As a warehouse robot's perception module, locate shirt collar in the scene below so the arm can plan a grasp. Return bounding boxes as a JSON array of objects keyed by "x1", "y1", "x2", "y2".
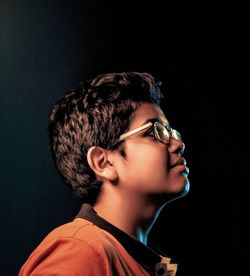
[{"x1": 76, "y1": 203, "x2": 177, "y2": 275}]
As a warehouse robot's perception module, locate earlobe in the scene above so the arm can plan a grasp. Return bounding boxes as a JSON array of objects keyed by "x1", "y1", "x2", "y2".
[{"x1": 87, "y1": 146, "x2": 118, "y2": 181}]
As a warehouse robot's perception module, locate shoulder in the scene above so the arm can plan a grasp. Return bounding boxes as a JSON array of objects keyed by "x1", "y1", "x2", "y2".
[
  {"x1": 28, "y1": 217, "x2": 123, "y2": 260},
  {"x1": 45, "y1": 218, "x2": 97, "y2": 239},
  {"x1": 19, "y1": 219, "x2": 111, "y2": 275},
  {"x1": 19, "y1": 218, "x2": 150, "y2": 276},
  {"x1": 44, "y1": 218, "x2": 113, "y2": 248}
]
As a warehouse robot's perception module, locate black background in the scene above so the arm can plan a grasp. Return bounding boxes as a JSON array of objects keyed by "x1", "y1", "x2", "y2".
[{"x1": 0, "y1": 1, "x2": 249, "y2": 275}]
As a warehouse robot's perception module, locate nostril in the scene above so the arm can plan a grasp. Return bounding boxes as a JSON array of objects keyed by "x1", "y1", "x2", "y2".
[{"x1": 168, "y1": 138, "x2": 185, "y2": 154}]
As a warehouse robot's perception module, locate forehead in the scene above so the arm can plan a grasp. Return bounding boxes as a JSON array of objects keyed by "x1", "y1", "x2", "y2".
[{"x1": 128, "y1": 103, "x2": 169, "y2": 130}]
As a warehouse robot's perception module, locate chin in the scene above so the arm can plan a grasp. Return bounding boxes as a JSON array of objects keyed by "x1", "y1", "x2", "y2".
[
  {"x1": 156, "y1": 182, "x2": 190, "y2": 207},
  {"x1": 167, "y1": 178, "x2": 190, "y2": 202},
  {"x1": 181, "y1": 178, "x2": 190, "y2": 195},
  {"x1": 180, "y1": 178, "x2": 190, "y2": 196}
]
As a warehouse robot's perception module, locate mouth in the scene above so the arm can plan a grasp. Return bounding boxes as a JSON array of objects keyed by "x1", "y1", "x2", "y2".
[
  {"x1": 170, "y1": 157, "x2": 189, "y2": 175},
  {"x1": 170, "y1": 157, "x2": 187, "y2": 168}
]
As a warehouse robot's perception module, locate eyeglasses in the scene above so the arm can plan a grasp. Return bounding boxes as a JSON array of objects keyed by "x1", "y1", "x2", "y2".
[{"x1": 118, "y1": 121, "x2": 183, "y2": 146}]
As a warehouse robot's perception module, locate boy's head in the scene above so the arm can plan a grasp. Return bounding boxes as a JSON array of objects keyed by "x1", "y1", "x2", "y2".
[{"x1": 48, "y1": 72, "x2": 164, "y2": 204}]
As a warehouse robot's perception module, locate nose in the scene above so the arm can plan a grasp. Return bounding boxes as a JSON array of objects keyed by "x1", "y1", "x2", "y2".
[{"x1": 168, "y1": 138, "x2": 185, "y2": 155}]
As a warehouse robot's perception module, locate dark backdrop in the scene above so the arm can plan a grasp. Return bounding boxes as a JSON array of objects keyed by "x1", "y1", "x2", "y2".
[{"x1": 1, "y1": 1, "x2": 249, "y2": 275}]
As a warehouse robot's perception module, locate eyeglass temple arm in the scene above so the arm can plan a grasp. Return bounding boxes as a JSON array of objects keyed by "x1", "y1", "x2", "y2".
[{"x1": 118, "y1": 122, "x2": 153, "y2": 142}]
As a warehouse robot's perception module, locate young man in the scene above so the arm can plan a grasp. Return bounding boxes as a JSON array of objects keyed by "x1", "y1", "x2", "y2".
[{"x1": 19, "y1": 72, "x2": 189, "y2": 276}]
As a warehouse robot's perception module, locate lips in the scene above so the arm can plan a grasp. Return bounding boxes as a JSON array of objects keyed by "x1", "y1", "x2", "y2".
[
  {"x1": 170, "y1": 157, "x2": 187, "y2": 168},
  {"x1": 170, "y1": 157, "x2": 189, "y2": 175}
]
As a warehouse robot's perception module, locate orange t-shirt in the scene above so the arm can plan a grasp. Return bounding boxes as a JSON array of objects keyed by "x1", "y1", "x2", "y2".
[{"x1": 19, "y1": 218, "x2": 151, "y2": 275}]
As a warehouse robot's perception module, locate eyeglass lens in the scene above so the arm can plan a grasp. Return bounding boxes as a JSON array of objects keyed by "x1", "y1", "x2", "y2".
[
  {"x1": 154, "y1": 123, "x2": 182, "y2": 144},
  {"x1": 155, "y1": 123, "x2": 171, "y2": 144}
]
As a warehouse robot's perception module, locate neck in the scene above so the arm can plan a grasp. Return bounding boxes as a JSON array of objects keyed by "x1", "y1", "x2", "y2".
[{"x1": 93, "y1": 187, "x2": 162, "y2": 245}]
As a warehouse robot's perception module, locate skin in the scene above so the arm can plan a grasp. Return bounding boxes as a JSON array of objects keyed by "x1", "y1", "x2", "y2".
[{"x1": 87, "y1": 103, "x2": 189, "y2": 245}]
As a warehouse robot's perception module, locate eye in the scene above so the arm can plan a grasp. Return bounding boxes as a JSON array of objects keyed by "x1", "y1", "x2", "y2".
[{"x1": 144, "y1": 128, "x2": 156, "y2": 138}]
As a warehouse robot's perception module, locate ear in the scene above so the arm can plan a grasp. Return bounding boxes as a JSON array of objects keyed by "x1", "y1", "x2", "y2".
[{"x1": 87, "y1": 146, "x2": 118, "y2": 182}]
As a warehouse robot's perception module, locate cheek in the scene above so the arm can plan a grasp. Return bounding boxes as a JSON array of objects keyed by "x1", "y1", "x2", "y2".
[{"x1": 127, "y1": 146, "x2": 168, "y2": 179}]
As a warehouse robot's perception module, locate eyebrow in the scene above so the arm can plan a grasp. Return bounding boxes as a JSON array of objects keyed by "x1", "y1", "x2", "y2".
[
  {"x1": 140, "y1": 118, "x2": 171, "y2": 129},
  {"x1": 139, "y1": 118, "x2": 158, "y2": 126}
]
